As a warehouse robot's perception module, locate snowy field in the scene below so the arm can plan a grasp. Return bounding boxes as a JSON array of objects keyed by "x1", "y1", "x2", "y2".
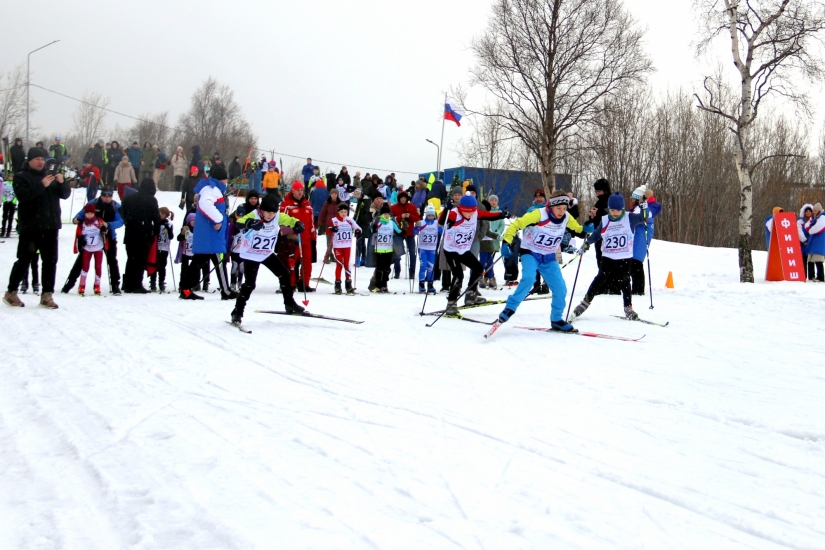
[{"x1": 1, "y1": 189, "x2": 823, "y2": 549}]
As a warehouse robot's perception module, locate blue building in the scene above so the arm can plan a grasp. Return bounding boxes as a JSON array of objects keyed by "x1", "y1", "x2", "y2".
[{"x1": 419, "y1": 167, "x2": 572, "y2": 214}]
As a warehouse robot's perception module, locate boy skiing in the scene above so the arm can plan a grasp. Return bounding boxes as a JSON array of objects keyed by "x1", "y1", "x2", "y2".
[
  {"x1": 368, "y1": 204, "x2": 402, "y2": 293},
  {"x1": 415, "y1": 204, "x2": 441, "y2": 294},
  {"x1": 231, "y1": 194, "x2": 306, "y2": 326},
  {"x1": 572, "y1": 192, "x2": 649, "y2": 320},
  {"x1": 74, "y1": 203, "x2": 108, "y2": 296},
  {"x1": 439, "y1": 195, "x2": 507, "y2": 314},
  {"x1": 327, "y1": 202, "x2": 362, "y2": 295},
  {"x1": 495, "y1": 191, "x2": 586, "y2": 332}
]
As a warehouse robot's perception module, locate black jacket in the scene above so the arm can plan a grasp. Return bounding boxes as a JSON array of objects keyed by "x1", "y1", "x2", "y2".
[
  {"x1": 120, "y1": 179, "x2": 161, "y2": 244},
  {"x1": 10, "y1": 144, "x2": 26, "y2": 173},
  {"x1": 353, "y1": 197, "x2": 372, "y2": 229},
  {"x1": 180, "y1": 176, "x2": 198, "y2": 210},
  {"x1": 228, "y1": 159, "x2": 242, "y2": 180},
  {"x1": 429, "y1": 180, "x2": 447, "y2": 202},
  {"x1": 588, "y1": 194, "x2": 610, "y2": 225},
  {"x1": 90, "y1": 144, "x2": 106, "y2": 171},
  {"x1": 13, "y1": 163, "x2": 71, "y2": 233},
  {"x1": 337, "y1": 171, "x2": 351, "y2": 186}
]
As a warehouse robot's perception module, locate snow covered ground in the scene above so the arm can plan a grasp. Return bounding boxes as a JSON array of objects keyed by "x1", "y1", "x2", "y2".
[{"x1": 1, "y1": 190, "x2": 823, "y2": 549}]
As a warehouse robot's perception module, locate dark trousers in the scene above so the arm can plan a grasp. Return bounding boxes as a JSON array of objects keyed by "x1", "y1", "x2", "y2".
[
  {"x1": 2, "y1": 202, "x2": 15, "y2": 235},
  {"x1": 64, "y1": 236, "x2": 120, "y2": 291},
  {"x1": 20, "y1": 254, "x2": 40, "y2": 290},
  {"x1": 444, "y1": 250, "x2": 483, "y2": 301},
  {"x1": 373, "y1": 251, "x2": 393, "y2": 289},
  {"x1": 809, "y1": 261, "x2": 824, "y2": 282},
  {"x1": 183, "y1": 253, "x2": 230, "y2": 295},
  {"x1": 8, "y1": 230, "x2": 58, "y2": 293},
  {"x1": 356, "y1": 234, "x2": 367, "y2": 265},
  {"x1": 585, "y1": 256, "x2": 633, "y2": 307},
  {"x1": 234, "y1": 255, "x2": 295, "y2": 318},
  {"x1": 124, "y1": 239, "x2": 151, "y2": 290},
  {"x1": 174, "y1": 175, "x2": 183, "y2": 191},
  {"x1": 150, "y1": 250, "x2": 169, "y2": 287},
  {"x1": 630, "y1": 259, "x2": 645, "y2": 295}
]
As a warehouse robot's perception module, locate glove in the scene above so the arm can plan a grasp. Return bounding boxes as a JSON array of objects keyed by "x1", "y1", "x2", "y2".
[
  {"x1": 246, "y1": 219, "x2": 264, "y2": 231},
  {"x1": 502, "y1": 207, "x2": 510, "y2": 218},
  {"x1": 501, "y1": 242, "x2": 512, "y2": 259},
  {"x1": 293, "y1": 221, "x2": 305, "y2": 234},
  {"x1": 329, "y1": 225, "x2": 338, "y2": 233},
  {"x1": 178, "y1": 200, "x2": 185, "y2": 211},
  {"x1": 583, "y1": 222, "x2": 594, "y2": 233},
  {"x1": 577, "y1": 243, "x2": 590, "y2": 256},
  {"x1": 640, "y1": 200, "x2": 648, "y2": 210},
  {"x1": 77, "y1": 235, "x2": 87, "y2": 250},
  {"x1": 354, "y1": 229, "x2": 362, "y2": 238}
]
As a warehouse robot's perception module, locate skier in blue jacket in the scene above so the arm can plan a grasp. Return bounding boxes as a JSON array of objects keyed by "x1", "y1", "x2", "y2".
[{"x1": 628, "y1": 186, "x2": 661, "y2": 295}]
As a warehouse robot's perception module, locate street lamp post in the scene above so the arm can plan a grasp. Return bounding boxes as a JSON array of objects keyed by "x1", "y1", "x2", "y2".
[
  {"x1": 26, "y1": 40, "x2": 60, "y2": 148},
  {"x1": 425, "y1": 139, "x2": 439, "y2": 180}
]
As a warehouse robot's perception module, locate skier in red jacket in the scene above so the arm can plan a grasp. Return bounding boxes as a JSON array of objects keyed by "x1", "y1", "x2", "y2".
[{"x1": 280, "y1": 181, "x2": 317, "y2": 291}]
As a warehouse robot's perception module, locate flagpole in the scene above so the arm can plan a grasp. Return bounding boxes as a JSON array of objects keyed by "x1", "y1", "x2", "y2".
[{"x1": 437, "y1": 92, "x2": 446, "y2": 180}]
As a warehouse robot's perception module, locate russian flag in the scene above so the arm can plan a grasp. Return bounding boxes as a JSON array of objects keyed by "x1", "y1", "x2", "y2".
[{"x1": 444, "y1": 97, "x2": 466, "y2": 127}]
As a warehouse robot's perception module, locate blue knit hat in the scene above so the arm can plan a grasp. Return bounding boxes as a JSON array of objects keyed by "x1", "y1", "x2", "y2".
[
  {"x1": 607, "y1": 192, "x2": 625, "y2": 211},
  {"x1": 458, "y1": 195, "x2": 478, "y2": 212}
]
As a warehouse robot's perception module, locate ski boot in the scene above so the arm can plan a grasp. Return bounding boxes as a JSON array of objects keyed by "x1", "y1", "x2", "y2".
[
  {"x1": 3, "y1": 291, "x2": 24, "y2": 307},
  {"x1": 111, "y1": 284, "x2": 122, "y2": 296},
  {"x1": 368, "y1": 276, "x2": 377, "y2": 292},
  {"x1": 550, "y1": 319, "x2": 577, "y2": 332},
  {"x1": 498, "y1": 307, "x2": 516, "y2": 323},
  {"x1": 159, "y1": 283, "x2": 166, "y2": 294},
  {"x1": 488, "y1": 277, "x2": 498, "y2": 290},
  {"x1": 61, "y1": 283, "x2": 72, "y2": 294},
  {"x1": 284, "y1": 299, "x2": 305, "y2": 314},
  {"x1": 464, "y1": 290, "x2": 487, "y2": 306},
  {"x1": 445, "y1": 300, "x2": 459, "y2": 316},
  {"x1": 427, "y1": 282, "x2": 437, "y2": 294},
  {"x1": 179, "y1": 289, "x2": 204, "y2": 300},
  {"x1": 33, "y1": 283, "x2": 40, "y2": 296},
  {"x1": 378, "y1": 285, "x2": 390, "y2": 293},
  {"x1": 624, "y1": 306, "x2": 639, "y2": 321},
  {"x1": 572, "y1": 299, "x2": 591, "y2": 318},
  {"x1": 538, "y1": 283, "x2": 549, "y2": 295},
  {"x1": 334, "y1": 281, "x2": 343, "y2": 295},
  {"x1": 345, "y1": 280, "x2": 355, "y2": 295},
  {"x1": 221, "y1": 289, "x2": 239, "y2": 301},
  {"x1": 94, "y1": 284, "x2": 101, "y2": 296},
  {"x1": 78, "y1": 285, "x2": 85, "y2": 297},
  {"x1": 478, "y1": 277, "x2": 488, "y2": 290},
  {"x1": 19, "y1": 282, "x2": 28, "y2": 294},
  {"x1": 419, "y1": 281, "x2": 426, "y2": 294},
  {"x1": 149, "y1": 277, "x2": 157, "y2": 292},
  {"x1": 230, "y1": 308, "x2": 243, "y2": 326}
]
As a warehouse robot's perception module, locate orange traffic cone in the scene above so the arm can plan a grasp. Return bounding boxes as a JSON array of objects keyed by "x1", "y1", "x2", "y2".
[{"x1": 665, "y1": 271, "x2": 674, "y2": 289}]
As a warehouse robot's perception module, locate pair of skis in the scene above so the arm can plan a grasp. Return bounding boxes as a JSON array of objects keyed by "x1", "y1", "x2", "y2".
[
  {"x1": 484, "y1": 314, "x2": 669, "y2": 342},
  {"x1": 229, "y1": 309, "x2": 365, "y2": 333}
]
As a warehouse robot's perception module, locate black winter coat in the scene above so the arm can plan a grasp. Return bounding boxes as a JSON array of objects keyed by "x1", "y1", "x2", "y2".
[
  {"x1": 180, "y1": 176, "x2": 198, "y2": 211},
  {"x1": 13, "y1": 164, "x2": 71, "y2": 233},
  {"x1": 228, "y1": 160, "x2": 242, "y2": 180},
  {"x1": 120, "y1": 179, "x2": 161, "y2": 244},
  {"x1": 90, "y1": 144, "x2": 106, "y2": 171},
  {"x1": 10, "y1": 144, "x2": 26, "y2": 173},
  {"x1": 429, "y1": 180, "x2": 447, "y2": 203},
  {"x1": 588, "y1": 194, "x2": 609, "y2": 225},
  {"x1": 337, "y1": 171, "x2": 351, "y2": 186},
  {"x1": 353, "y1": 197, "x2": 372, "y2": 229}
]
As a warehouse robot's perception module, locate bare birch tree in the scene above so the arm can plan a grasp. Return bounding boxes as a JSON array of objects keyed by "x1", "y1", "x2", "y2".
[
  {"x1": 694, "y1": 0, "x2": 825, "y2": 282},
  {"x1": 0, "y1": 64, "x2": 28, "y2": 140},
  {"x1": 470, "y1": 0, "x2": 652, "y2": 194},
  {"x1": 70, "y1": 91, "x2": 110, "y2": 150}
]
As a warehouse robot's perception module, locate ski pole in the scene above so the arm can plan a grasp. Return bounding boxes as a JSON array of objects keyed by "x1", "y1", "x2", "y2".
[
  {"x1": 105, "y1": 241, "x2": 112, "y2": 294},
  {"x1": 169, "y1": 248, "x2": 176, "y2": 293},
  {"x1": 426, "y1": 255, "x2": 503, "y2": 328},
  {"x1": 560, "y1": 254, "x2": 580, "y2": 270},
  {"x1": 298, "y1": 233, "x2": 309, "y2": 305},
  {"x1": 565, "y1": 249, "x2": 585, "y2": 322},
  {"x1": 420, "y1": 232, "x2": 446, "y2": 315},
  {"x1": 314, "y1": 238, "x2": 333, "y2": 291},
  {"x1": 642, "y1": 210, "x2": 654, "y2": 310}
]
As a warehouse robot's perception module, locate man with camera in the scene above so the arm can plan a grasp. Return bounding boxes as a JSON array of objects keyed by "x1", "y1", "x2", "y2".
[{"x1": 3, "y1": 147, "x2": 71, "y2": 308}]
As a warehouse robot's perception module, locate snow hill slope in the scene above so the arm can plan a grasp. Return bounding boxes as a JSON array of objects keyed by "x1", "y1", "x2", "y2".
[{"x1": 0, "y1": 190, "x2": 823, "y2": 549}]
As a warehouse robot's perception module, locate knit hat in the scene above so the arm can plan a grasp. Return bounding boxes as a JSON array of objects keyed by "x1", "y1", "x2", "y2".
[
  {"x1": 450, "y1": 186, "x2": 463, "y2": 196},
  {"x1": 424, "y1": 204, "x2": 436, "y2": 217},
  {"x1": 260, "y1": 193, "x2": 280, "y2": 213},
  {"x1": 84, "y1": 203, "x2": 97, "y2": 213},
  {"x1": 594, "y1": 178, "x2": 610, "y2": 193},
  {"x1": 546, "y1": 193, "x2": 570, "y2": 208},
  {"x1": 458, "y1": 195, "x2": 478, "y2": 213},
  {"x1": 534, "y1": 189, "x2": 546, "y2": 198},
  {"x1": 397, "y1": 190, "x2": 409, "y2": 201},
  {"x1": 189, "y1": 166, "x2": 199, "y2": 177},
  {"x1": 337, "y1": 202, "x2": 350, "y2": 212},
  {"x1": 466, "y1": 184, "x2": 477, "y2": 195},
  {"x1": 27, "y1": 147, "x2": 46, "y2": 161},
  {"x1": 631, "y1": 185, "x2": 647, "y2": 200},
  {"x1": 607, "y1": 192, "x2": 625, "y2": 211},
  {"x1": 814, "y1": 203, "x2": 823, "y2": 213},
  {"x1": 772, "y1": 206, "x2": 784, "y2": 215},
  {"x1": 291, "y1": 181, "x2": 304, "y2": 191},
  {"x1": 210, "y1": 164, "x2": 227, "y2": 181},
  {"x1": 380, "y1": 204, "x2": 391, "y2": 214}
]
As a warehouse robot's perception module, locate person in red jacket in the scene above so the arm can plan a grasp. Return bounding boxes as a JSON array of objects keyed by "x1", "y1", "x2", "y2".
[
  {"x1": 280, "y1": 181, "x2": 317, "y2": 291},
  {"x1": 390, "y1": 190, "x2": 421, "y2": 279}
]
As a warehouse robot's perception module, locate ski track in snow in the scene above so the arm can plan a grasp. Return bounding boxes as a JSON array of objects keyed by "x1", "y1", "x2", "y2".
[{"x1": 0, "y1": 190, "x2": 823, "y2": 549}]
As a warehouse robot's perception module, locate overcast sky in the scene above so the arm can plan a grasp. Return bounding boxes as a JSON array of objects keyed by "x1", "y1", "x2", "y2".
[{"x1": 3, "y1": 0, "x2": 823, "y2": 181}]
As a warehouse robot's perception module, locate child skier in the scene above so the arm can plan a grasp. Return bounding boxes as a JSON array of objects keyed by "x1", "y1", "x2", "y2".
[
  {"x1": 496, "y1": 191, "x2": 586, "y2": 332},
  {"x1": 327, "y1": 202, "x2": 362, "y2": 295},
  {"x1": 175, "y1": 213, "x2": 196, "y2": 292},
  {"x1": 150, "y1": 207, "x2": 174, "y2": 292},
  {"x1": 74, "y1": 203, "x2": 108, "y2": 296},
  {"x1": 803, "y1": 203, "x2": 825, "y2": 282},
  {"x1": 572, "y1": 192, "x2": 649, "y2": 320},
  {"x1": 415, "y1": 204, "x2": 441, "y2": 294},
  {"x1": 2, "y1": 176, "x2": 16, "y2": 238},
  {"x1": 231, "y1": 194, "x2": 306, "y2": 326},
  {"x1": 439, "y1": 195, "x2": 508, "y2": 314},
  {"x1": 368, "y1": 204, "x2": 402, "y2": 293},
  {"x1": 229, "y1": 191, "x2": 260, "y2": 291}
]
